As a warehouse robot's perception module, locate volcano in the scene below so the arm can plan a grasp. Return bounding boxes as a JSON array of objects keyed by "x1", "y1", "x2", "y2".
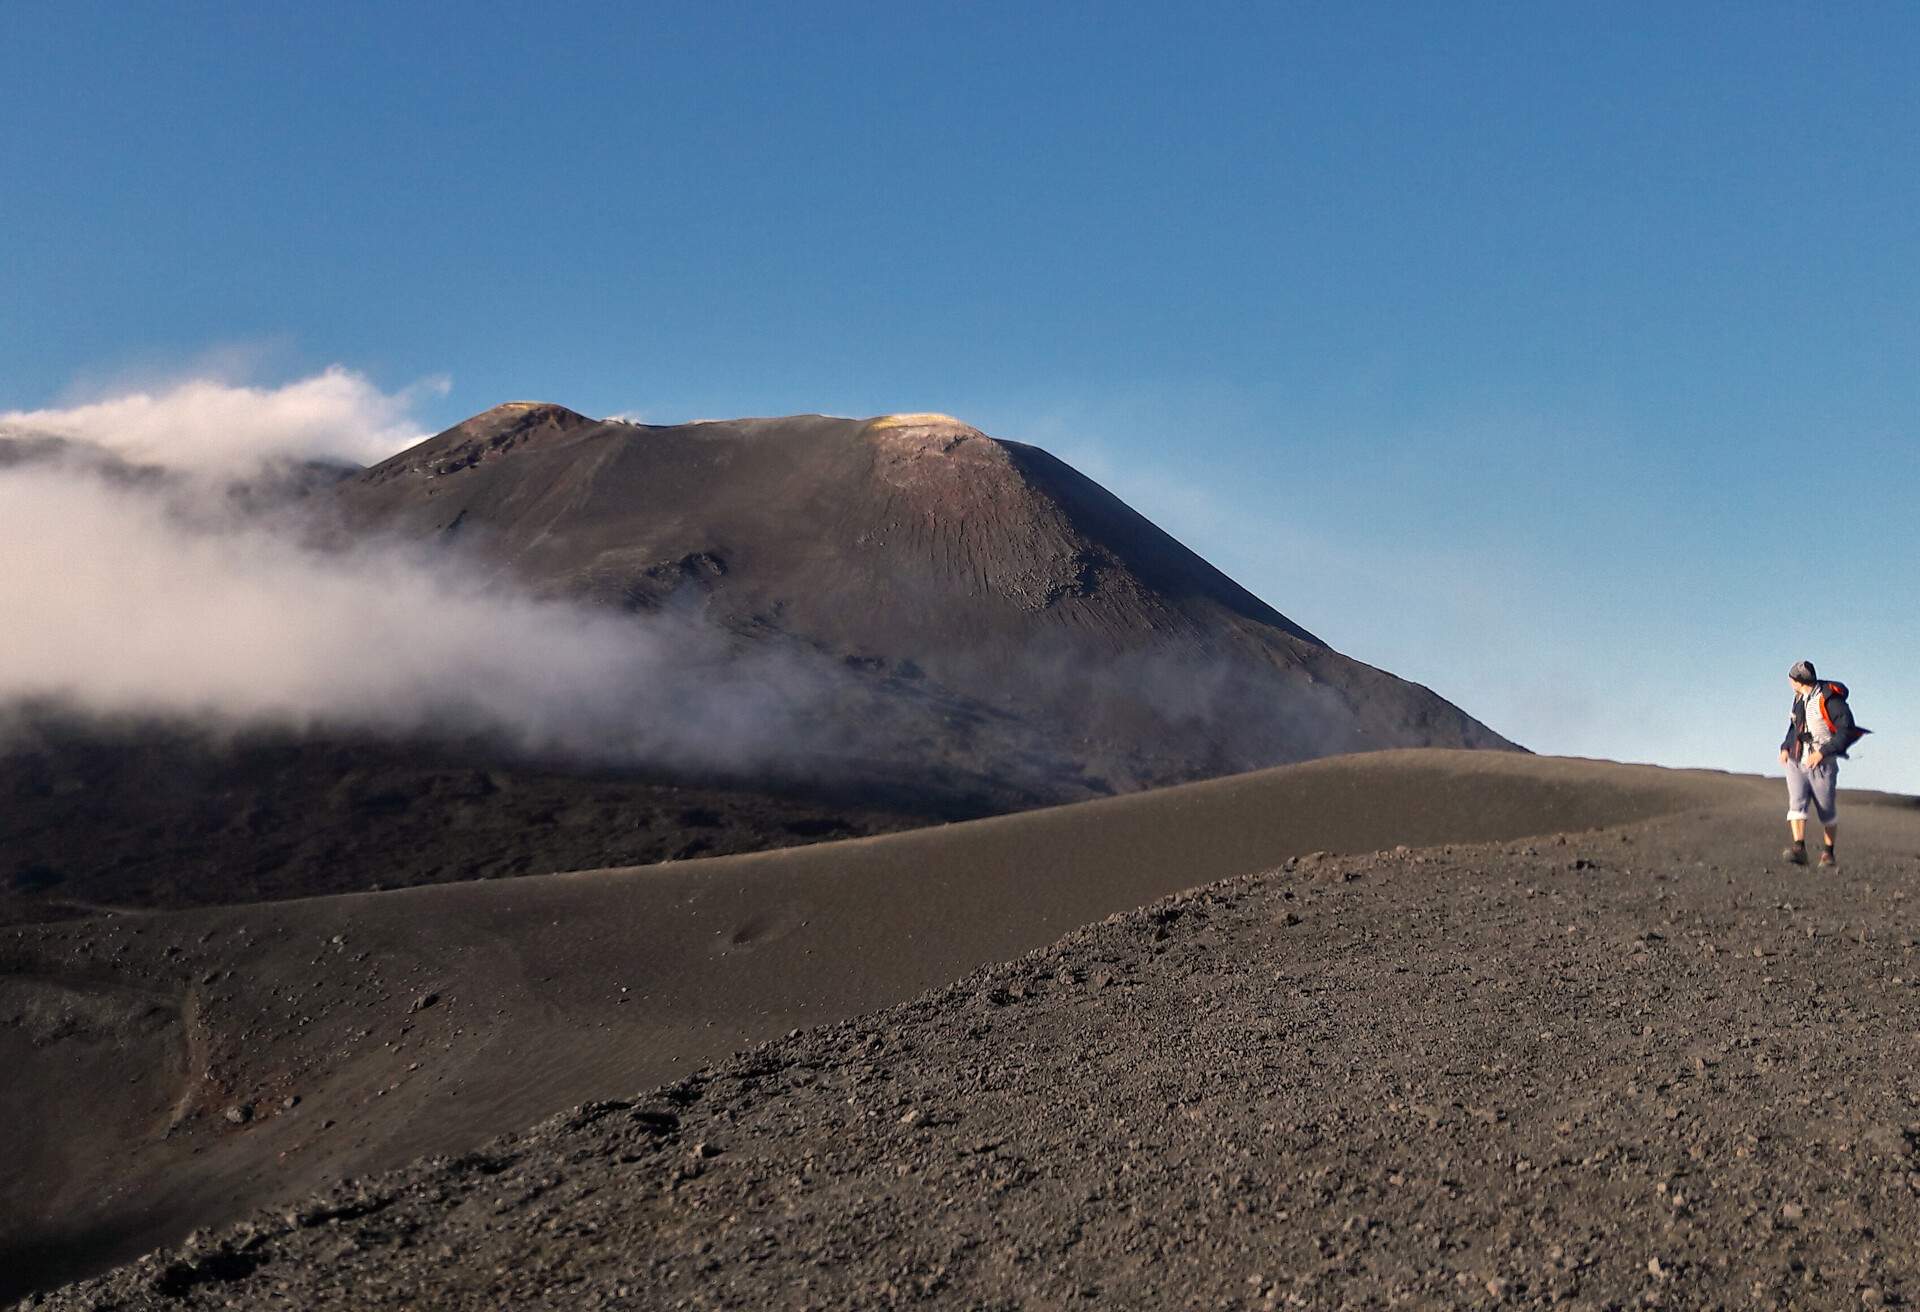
[{"x1": 323, "y1": 403, "x2": 1513, "y2": 794}]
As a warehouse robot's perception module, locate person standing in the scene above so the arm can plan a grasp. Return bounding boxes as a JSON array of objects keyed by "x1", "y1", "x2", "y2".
[{"x1": 1778, "y1": 660, "x2": 1857, "y2": 868}]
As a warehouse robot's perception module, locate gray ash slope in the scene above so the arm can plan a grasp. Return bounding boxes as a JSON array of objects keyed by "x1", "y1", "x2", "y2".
[
  {"x1": 34, "y1": 771, "x2": 1920, "y2": 1311},
  {"x1": 322, "y1": 404, "x2": 1513, "y2": 794},
  {"x1": 3, "y1": 752, "x2": 1623, "y2": 1300}
]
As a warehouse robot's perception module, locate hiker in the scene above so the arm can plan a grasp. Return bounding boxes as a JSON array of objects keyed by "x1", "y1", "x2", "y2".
[{"x1": 1778, "y1": 660, "x2": 1858, "y2": 868}]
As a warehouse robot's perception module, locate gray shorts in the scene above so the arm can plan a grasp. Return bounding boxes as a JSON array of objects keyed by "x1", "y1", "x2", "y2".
[{"x1": 1785, "y1": 757, "x2": 1839, "y2": 825}]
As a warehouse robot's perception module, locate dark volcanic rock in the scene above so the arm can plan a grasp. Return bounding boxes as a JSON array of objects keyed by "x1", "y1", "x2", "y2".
[{"x1": 0, "y1": 710, "x2": 954, "y2": 926}]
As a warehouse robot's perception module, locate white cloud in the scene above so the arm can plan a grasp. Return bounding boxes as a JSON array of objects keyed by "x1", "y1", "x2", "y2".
[
  {"x1": 0, "y1": 367, "x2": 448, "y2": 471},
  {"x1": 0, "y1": 464, "x2": 831, "y2": 770}
]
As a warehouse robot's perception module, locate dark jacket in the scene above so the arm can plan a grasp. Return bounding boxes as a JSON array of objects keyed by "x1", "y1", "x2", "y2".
[{"x1": 1782, "y1": 683, "x2": 1858, "y2": 762}]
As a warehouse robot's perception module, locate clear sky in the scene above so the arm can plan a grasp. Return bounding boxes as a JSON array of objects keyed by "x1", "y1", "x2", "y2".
[{"x1": 4, "y1": 2, "x2": 1915, "y2": 791}]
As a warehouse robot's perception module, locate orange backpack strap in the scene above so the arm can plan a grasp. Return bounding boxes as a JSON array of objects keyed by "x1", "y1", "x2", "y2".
[{"x1": 1818, "y1": 689, "x2": 1838, "y2": 734}]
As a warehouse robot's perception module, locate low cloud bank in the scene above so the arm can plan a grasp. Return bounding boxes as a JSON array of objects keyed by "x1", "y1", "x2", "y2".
[
  {"x1": 0, "y1": 371, "x2": 838, "y2": 775},
  {"x1": 0, "y1": 467, "x2": 839, "y2": 768},
  {"x1": 0, "y1": 368, "x2": 445, "y2": 472}
]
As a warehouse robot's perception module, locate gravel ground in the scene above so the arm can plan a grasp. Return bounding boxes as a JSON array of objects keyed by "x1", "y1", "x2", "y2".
[{"x1": 27, "y1": 797, "x2": 1920, "y2": 1311}]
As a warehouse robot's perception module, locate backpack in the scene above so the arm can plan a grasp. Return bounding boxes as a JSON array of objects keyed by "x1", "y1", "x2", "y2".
[{"x1": 1815, "y1": 681, "x2": 1872, "y2": 757}]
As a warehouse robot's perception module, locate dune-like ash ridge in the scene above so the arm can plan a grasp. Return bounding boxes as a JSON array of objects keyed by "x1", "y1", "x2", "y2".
[{"x1": 12, "y1": 753, "x2": 1920, "y2": 1308}]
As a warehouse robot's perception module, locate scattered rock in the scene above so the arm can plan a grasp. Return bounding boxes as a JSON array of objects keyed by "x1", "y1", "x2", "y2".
[{"x1": 18, "y1": 803, "x2": 1920, "y2": 1310}]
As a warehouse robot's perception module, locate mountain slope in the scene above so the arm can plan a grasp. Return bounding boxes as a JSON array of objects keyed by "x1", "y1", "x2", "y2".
[
  {"x1": 0, "y1": 404, "x2": 1513, "y2": 925},
  {"x1": 322, "y1": 405, "x2": 1513, "y2": 794}
]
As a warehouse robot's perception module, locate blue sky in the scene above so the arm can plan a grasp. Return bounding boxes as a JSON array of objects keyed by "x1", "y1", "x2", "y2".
[{"x1": 4, "y1": 2, "x2": 1915, "y2": 790}]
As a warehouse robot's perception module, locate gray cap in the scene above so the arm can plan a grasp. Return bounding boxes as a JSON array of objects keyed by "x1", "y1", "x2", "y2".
[{"x1": 1789, "y1": 660, "x2": 1818, "y2": 685}]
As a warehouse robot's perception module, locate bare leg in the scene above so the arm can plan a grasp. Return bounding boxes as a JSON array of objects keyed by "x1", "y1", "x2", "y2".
[{"x1": 1784, "y1": 764, "x2": 1812, "y2": 862}]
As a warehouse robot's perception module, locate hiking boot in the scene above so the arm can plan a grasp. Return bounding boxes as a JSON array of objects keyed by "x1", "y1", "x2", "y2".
[
  {"x1": 1783, "y1": 842, "x2": 1808, "y2": 866},
  {"x1": 1818, "y1": 847, "x2": 1837, "y2": 868}
]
